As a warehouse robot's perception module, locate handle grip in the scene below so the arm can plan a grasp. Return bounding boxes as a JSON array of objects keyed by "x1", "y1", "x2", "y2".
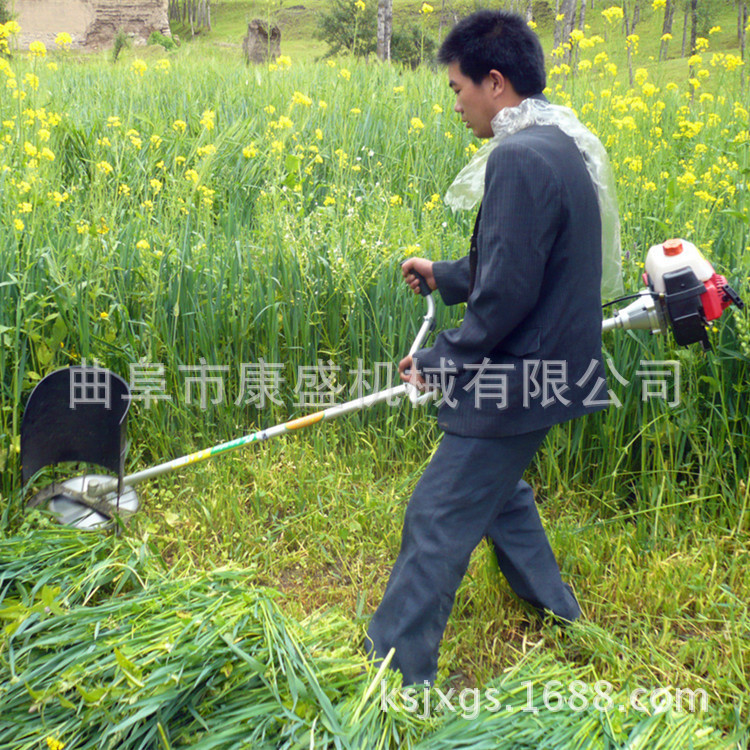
[{"x1": 406, "y1": 269, "x2": 432, "y2": 297}]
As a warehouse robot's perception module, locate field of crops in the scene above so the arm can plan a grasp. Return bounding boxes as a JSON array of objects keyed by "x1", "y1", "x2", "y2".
[{"x1": 1, "y1": 5, "x2": 749, "y2": 747}]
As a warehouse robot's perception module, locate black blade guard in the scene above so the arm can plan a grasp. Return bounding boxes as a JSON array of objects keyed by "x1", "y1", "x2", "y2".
[{"x1": 21, "y1": 366, "x2": 131, "y2": 485}]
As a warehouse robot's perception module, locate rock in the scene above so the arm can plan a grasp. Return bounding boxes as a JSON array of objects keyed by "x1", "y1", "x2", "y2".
[
  {"x1": 242, "y1": 19, "x2": 280, "y2": 65},
  {"x1": 14, "y1": 0, "x2": 170, "y2": 49}
]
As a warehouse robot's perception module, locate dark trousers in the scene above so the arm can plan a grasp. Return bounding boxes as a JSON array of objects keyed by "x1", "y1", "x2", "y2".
[{"x1": 366, "y1": 428, "x2": 580, "y2": 685}]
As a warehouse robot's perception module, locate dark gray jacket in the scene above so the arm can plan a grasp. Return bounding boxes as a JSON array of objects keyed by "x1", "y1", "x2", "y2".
[{"x1": 413, "y1": 121, "x2": 609, "y2": 437}]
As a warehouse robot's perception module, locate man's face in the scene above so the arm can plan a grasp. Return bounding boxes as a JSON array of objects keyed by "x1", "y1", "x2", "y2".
[{"x1": 447, "y1": 61, "x2": 499, "y2": 139}]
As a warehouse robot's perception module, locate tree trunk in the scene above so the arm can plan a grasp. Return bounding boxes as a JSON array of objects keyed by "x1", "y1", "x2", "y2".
[
  {"x1": 681, "y1": 0, "x2": 689, "y2": 56},
  {"x1": 526, "y1": 0, "x2": 533, "y2": 21},
  {"x1": 689, "y1": 0, "x2": 698, "y2": 53},
  {"x1": 376, "y1": 0, "x2": 393, "y2": 61},
  {"x1": 561, "y1": 0, "x2": 576, "y2": 61},
  {"x1": 579, "y1": 0, "x2": 586, "y2": 30},
  {"x1": 631, "y1": 1, "x2": 640, "y2": 32},
  {"x1": 659, "y1": 0, "x2": 675, "y2": 60},
  {"x1": 554, "y1": 0, "x2": 562, "y2": 47}
]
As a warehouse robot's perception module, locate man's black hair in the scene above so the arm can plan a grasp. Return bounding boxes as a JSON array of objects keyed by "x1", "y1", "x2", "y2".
[{"x1": 437, "y1": 10, "x2": 546, "y2": 95}]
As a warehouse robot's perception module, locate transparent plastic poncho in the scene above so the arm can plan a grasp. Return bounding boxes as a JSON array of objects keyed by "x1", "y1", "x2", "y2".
[{"x1": 444, "y1": 97, "x2": 624, "y2": 300}]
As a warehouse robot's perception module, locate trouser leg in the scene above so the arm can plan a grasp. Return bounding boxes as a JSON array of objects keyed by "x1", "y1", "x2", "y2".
[
  {"x1": 366, "y1": 428, "x2": 548, "y2": 686},
  {"x1": 485, "y1": 480, "x2": 581, "y2": 621}
]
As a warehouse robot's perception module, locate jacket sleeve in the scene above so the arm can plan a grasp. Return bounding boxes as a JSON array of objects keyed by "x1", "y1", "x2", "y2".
[
  {"x1": 433, "y1": 256, "x2": 471, "y2": 306},
  {"x1": 413, "y1": 141, "x2": 562, "y2": 373}
]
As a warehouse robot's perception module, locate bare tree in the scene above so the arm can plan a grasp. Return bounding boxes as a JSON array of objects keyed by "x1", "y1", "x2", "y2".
[
  {"x1": 659, "y1": 0, "x2": 677, "y2": 60},
  {"x1": 169, "y1": 0, "x2": 212, "y2": 35},
  {"x1": 579, "y1": 0, "x2": 586, "y2": 30},
  {"x1": 689, "y1": 0, "x2": 698, "y2": 53},
  {"x1": 377, "y1": 0, "x2": 393, "y2": 61},
  {"x1": 681, "y1": 0, "x2": 689, "y2": 56}
]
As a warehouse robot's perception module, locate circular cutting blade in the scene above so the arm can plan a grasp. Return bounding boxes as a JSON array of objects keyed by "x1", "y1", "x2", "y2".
[{"x1": 41, "y1": 474, "x2": 138, "y2": 531}]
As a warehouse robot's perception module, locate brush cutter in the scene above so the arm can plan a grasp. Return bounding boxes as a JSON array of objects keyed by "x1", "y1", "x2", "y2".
[
  {"x1": 20, "y1": 274, "x2": 437, "y2": 530},
  {"x1": 19, "y1": 240, "x2": 745, "y2": 529}
]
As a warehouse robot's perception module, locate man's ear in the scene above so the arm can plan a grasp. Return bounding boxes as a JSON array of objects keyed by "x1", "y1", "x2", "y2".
[{"x1": 487, "y1": 69, "x2": 506, "y2": 97}]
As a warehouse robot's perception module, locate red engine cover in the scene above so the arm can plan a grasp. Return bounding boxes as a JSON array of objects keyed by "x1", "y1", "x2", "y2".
[{"x1": 701, "y1": 273, "x2": 731, "y2": 321}]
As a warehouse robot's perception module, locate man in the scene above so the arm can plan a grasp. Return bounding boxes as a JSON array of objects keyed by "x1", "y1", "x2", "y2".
[{"x1": 366, "y1": 10, "x2": 619, "y2": 686}]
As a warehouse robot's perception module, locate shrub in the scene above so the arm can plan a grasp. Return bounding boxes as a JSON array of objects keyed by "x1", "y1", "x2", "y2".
[
  {"x1": 315, "y1": 0, "x2": 377, "y2": 58},
  {"x1": 391, "y1": 22, "x2": 437, "y2": 69},
  {"x1": 112, "y1": 29, "x2": 130, "y2": 63},
  {"x1": 148, "y1": 30, "x2": 178, "y2": 50}
]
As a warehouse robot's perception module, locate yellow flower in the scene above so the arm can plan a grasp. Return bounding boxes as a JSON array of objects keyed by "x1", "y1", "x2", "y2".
[
  {"x1": 99, "y1": 311, "x2": 109, "y2": 320},
  {"x1": 634, "y1": 67, "x2": 648, "y2": 85},
  {"x1": 118, "y1": 183, "x2": 130, "y2": 195},
  {"x1": 276, "y1": 55, "x2": 292, "y2": 68},
  {"x1": 601, "y1": 5, "x2": 624, "y2": 23},
  {"x1": 77, "y1": 220, "x2": 90, "y2": 234},
  {"x1": 527, "y1": 20, "x2": 537, "y2": 29},
  {"x1": 150, "y1": 178, "x2": 162, "y2": 194},
  {"x1": 24, "y1": 72, "x2": 39, "y2": 90},
  {"x1": 172, "y1": 119, "x2": 187, "y2": 133},
  {"x1": 150, "y1": 134, "x2": 162, "y2": 148},
  {"x1": 555, "y1": 13, "x2": 565, "y2": 21},
  {"x1": 18, "y1": 201, "x2": 32, "y2": 214},
  {"x1": 55, "y1": 32, "x2": 73, "y2": 49},
  {"x1": 291, "y1": 90, "x2": 312, "y2": 107},
  {"x1": 708, "y1": 26, "x2": 721, "y2": 35},
  {"x1": 41, "y1": 147, "x2": 54, "y2": 161},
  {"x1": 14, "y1": 218, "x2": 24, "y2": 231},
  {"x1": 24, "y1": 141, "x2": 38, "y2": 157},
  {"x1": 340, "y1": 68, "x2": 351, "y2": 81},
  {"x1": 661, "y1": 32, "x2": 673, "y2": 42},
  {"x1": 156, "y1": 58, "x2": 171, "y2": 72},
  {"x1": 49, "y1": 190, "x2": 68, "y2": 205},
  {"x1": 263, "y1": 104, "x2": 276, "y2": 115},
  {"x1": 196, "y1": 143, "x2": 217, "y2": 158},
  {"x1": 106, "y1": 116, "x2": 121, "y2": 128},
  {"x1": 199, "y1": 110, "x2": 215, "y2": 130},
  {"x1": 355, "y1": 0, "x2": 366, "y2": 10},
  {"x1": 136, "y1": 239, "x2": 150, "y2": 251},
  {"x1": 315, "y1": 128, "x2": 323, "y2": 140},
  {"x1": 695, "y1": 36, "x2": 709, "y2": 51},
  {"x1": 350, "y1": 107, "x2": 361, "y2": 115},
  {"x1": 318, "y1": 100, "x2": 328, "y2": 110},
  {"x1": 420, "y1": 2, "x2": 434, "y2": 13},
  {"x1": 410, "y1": 116, "x2": 425, "y2": 130},
  {"x1": 393, "y1": 85, "x2": 405, "y2": 93},
  {"x1": 432, "y1": 104, "x2": 443, "y2": 114},
  {"x1": 390, "y1": 195, "x2": 402, "y2": 206},
  {"x1": 242, "y1": 144, "x2": 257, "y2": 158},
  {"x1": 277, "y1": 114, "x2": 293, "y2": 128},
  {"x1": 185, "y1": 168, "x2": 199, "y2": 184},
  {"x1": 131, "y1": 59, "x2": 147, "y2": 76},
  {"x1": 324, "y1": 196, "x2": 336, "y2": 206},
  {"x1": 97, "y1": 160, "x2": 113, "y2": 175},
  {"x1": 652, "y1": 0, "x2": 666, "y2": 8},
  {"x1": 29, "y1": 40, "x2": 47, "y2": 57}
]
